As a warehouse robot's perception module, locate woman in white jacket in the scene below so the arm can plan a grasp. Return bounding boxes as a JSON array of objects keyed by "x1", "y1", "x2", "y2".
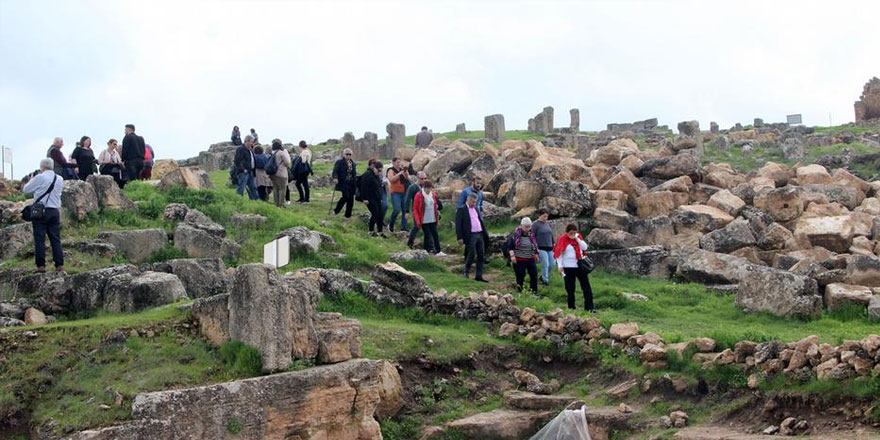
[{"x1": 553, "y1": 223, "x2": 595, "y2": 311}]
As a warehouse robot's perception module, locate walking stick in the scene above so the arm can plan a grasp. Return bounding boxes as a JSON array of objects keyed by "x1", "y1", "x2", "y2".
[{"x1": 328, "y1": 190, "x2": 336, "y2": 215}]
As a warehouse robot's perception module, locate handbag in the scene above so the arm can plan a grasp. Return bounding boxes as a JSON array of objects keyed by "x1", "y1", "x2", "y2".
[
  {"x1": 578, "y1": 255, "x2": 595, "y2": 274},
  {"x1": 22, "y1": 175, "x2": 57, "y2": 222}
]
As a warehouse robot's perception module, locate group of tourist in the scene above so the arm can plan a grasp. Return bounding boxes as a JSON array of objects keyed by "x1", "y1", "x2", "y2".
[
  {"x1": 45, "y1": 124, "x2": 155, "y2": 188},
  {"x1": 231, "y1": 133, "x2": 313, "y2": 207}
]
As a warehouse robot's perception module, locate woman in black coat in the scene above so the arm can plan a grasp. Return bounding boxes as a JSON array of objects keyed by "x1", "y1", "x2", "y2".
[
  {"x1": 359, "y1": 160, "x2": 385, "y2": 237},
  {"x1": 332, "y1": 148, "x2": 358, "y2": 218},
  {"x1": 70, "y1": 135, "x2": 97, "y2": 181}
]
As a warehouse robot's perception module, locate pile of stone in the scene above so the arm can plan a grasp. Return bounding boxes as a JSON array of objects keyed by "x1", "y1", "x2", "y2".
[
  {"x1": 191, "y1": 264, "x2": 363, "y2": 371},
  {"x1": 162, "y1": 203, "x2": 242, "y2": 259}
]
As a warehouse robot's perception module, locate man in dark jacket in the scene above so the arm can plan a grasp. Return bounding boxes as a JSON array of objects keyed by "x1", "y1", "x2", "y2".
[
  {"x1": 332, "y1": 148, "x2": 358, "y2": 218},
  {"x1": 233, "y1": 135, "x2": 259, "y2": 199},
  {"x1": 121, "y1": 124, "x2": 145, "y2": 182},
  {"x1": 456, "y1": 193, "x2": 487, "y2": 282},
  {"x1": 359, "y1": 161, "x2": 385, "y2": 237},
  {"x1": 415, "y1": 126, "x2": 433, "y2": 147}
]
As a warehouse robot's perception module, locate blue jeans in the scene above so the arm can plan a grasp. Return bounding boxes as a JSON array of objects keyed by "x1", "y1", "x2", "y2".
[
  {"x1": 390, "y1": 193, "x2": 408, "y2": 230},
  {"x1": 538, "y1": 249, "x2": 555, "y2": 283},
  {"x1": 236, "y1": 171, "x2": 258, "y2": 200}
]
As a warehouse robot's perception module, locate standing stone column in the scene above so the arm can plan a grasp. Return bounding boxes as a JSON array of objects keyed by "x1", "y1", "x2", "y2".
[
  {"x1": 754, "y1": 118, "x2": 764, "y2": 128},
  {"x1": 528, "y1": 118, "x2": 536, "y2": 132},
  {"x1": 677, "y1": 120, "x2": 703, "y2": 156},
  {"x1": 535, "y1": 113, "x2": 546, "y2": 134},
  {"x1": 456, "y1": 123, "x2": 467, "y2": 134},
  {"x1": 342, "y1": 132, "x2": 355, "y2": 146},
  {"x1": 570, "y1": 108, "x2": 580, "y2": 132},
  {"x1": 543, "y1": 106, "x2": 554, "y2": 133},
  {"x1": 386, "y1": 123, "x2": 405, "y2": 151},
  {"x1": 485, "y1": 114, "x2": 505, "y2": 142},
  {"x1": 709, "y1": 122, "x2": 719, "y2": 134}
]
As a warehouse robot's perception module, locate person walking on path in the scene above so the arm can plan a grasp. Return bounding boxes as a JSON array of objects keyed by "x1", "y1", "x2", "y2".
[
  {"x1": 386, "y1": 157, "x2": 410, "y2": 233},
  {"x1": 253, "y1": 145, "x2": 272, "y2": 201},
  {"x1": 332, "y1": 148, "x2": 358, "y2": 217},
  {"x1": 98, "y1": 139, "x2": 125, "y2": 187},
  {"x1": 70, "y1": 136, "x2": 97, "y2": 181},
  {"x1": 360, "y1": 160, "x2": 386, "y2": 237},
  {"x1": 231, "y1": 126, "x2": 242, "y2": 145},
  {"x1": 533, "y1": 209, "x2": 555, "y2": 286},
  {"x1": 415, "y1": 126, "x2": 433, "y2": 147},
  {"x1": 413, "y1": 181, "x2": 444, "y2": 256},
  {"x1": 293, "y1": 141, "x2": 313, "y2": 203},
  {"x1": 509, "y1": 217, "x2": 539, "y2": 294},
  {"x1": 404, "y1": 171, "x2": 426, "y2": 248},
  {"x1": 456, "y1": 193, "x2": 487, "y2": 282},
  {"x1": 47, "y1": 137, "x2": 76, "y2": 179},
  {"x1": 553, "y1": 223, "x2": 594, "y2": 311},
  {"x1": 269, "y1": 139, "x2": 292, "y2": 207},
  {"x1": 121, "y1": 124, "x2": 145, "y2": 183},
  {"x1": 233, "y1": 135, "x2": 259, "y2": 200},
  {"x1": 23, "y1": 158, "x2": 65, "y2": 273}
]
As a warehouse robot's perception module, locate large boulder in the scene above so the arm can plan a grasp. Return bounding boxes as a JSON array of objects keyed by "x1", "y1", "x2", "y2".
[
  {"x1": 671, "y1": 205, "x2": 734, "y2": 234},
  {"x1": 146, "y1": 258, "x2": 228, "y2": 298},
  {"x1": 824, "y1": 283, "x2": 874, "y2": 311},
  {"x1": 793, "y1": 216, "x2": 854, "y2": 253},
  {"x1": 446, "y1": 409, "x2": 554, "y2": 440},
  {"x1": 295, "y1": 268, "x2": 364, "y2": 297},
  {"x1": 410, "y1": 148, "x2": 438, "y2": 171},
  {"x1": 592, "y1": 190, "x2": 627, "y2": 211},
  {"x1": 630, "y1": 217, "x2": 676, "y2": 247},
  {"x1": 638, "y1": 154, "x2": 699, "y2": 179},
  {"x1": 280, "y1": 226, "x2": 335, "y2": 254},
  {"x1": 158, "y1": 167, "x2": 214, "y2": 191},
  {"x1": 501, "y1": 181, "x2": 543, "y2": 210},
  {"x1": 67, "y1": 265, "x2": 139, "y2": 311},
  {"x1": 0, "y1": 223, "x2": 33, "y2": 261},
  {"x1": 173, "y1": 224, "x2": 241, "y2": 260},
  {"x1": 735, "y1": 266, "x2": 823, "y2": 318},
  {"x1": 635, "y1": 191, "x2": 689, "y2": 218},
  {"x1": 487, "y1": 162, "x2": 527, "y2": 195},
  {"x1": 795, "y1": 164, "x2": 833, "y2": 185},
  {"x1": 599, "y1": 168, "x2": 648, "y2": 203},
  {"x1": 699, "y1": 219, "x2": 757, "y2": 254},
  {"x1": 98, "y1": 229, "x2": 168, "y2": 263},
  {"x1": 588, "y1": 246, "x2": 672, "y2": 278},
  {"x1": 541, "y1": 181, "x2": 593, "y2": 217},
  {"x1": 62, "y1": 179, "x2": 99, "y2": 221},
  {"x1": 104, "y1": 271, "x2": 188, "y2": 312},
  {"x1": 150, "y1": 159, "x2": 179, "y2": 181},
  {"x1": 675, "y1": 248, "x2": 756, "y2": 284},
  {"x1": 801, "y1": 184, "x2": 865, "y2": 210},
  {"x1": 314, "y1": 313, "x2": 363, "y2": 364},
  {"x1": 228, "y1": 264, "x2": 320, "y2": 372},
  {"x1": 707, "y1": 189, "x2": 746, "y2": 217},
  {"x1": 845, "y1": 255, "x2": 880, "y2": 287},
  {"x1": 87, "y1": 175, "x2": 135, "y2": 210},
  {"x1": 465, "y1": 152, "x2": 499, "y2": 183},
  {"x1": 423, "y1": 142, "x2": 476, "y2": 181},
  {"x1": 592, "y1": 207, "x2": 632, "y2": 231},
  {"x1": 191, "y1": 293, "x2": 231, "y2": 345},
  {"x1": 366, "y1": 262, "x2": 432, "y2": 306},
  {"x1": 183, "y1": 209, "x2": 225, "y2": 237},
  {"x1": 753, "y1": 187, "x2": 803, "y2": 223},
  {"x1": 586, "y1": 229, "x2": 643, "y2": 249}
]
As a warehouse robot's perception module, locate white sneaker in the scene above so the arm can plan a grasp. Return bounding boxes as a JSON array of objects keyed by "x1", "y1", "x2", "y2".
[{"x1": 436, "y1": 252, "x2": 447, "y2": 257}]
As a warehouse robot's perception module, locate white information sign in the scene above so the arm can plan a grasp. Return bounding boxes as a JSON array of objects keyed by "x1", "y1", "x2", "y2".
[{"x1": 263, "y1": 235, "x2": 290, "y2": 268}]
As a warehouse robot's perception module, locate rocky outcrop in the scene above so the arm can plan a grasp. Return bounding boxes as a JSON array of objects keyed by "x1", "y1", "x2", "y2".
[
  {"x1": 854, "y1": 77, "x2": 880, "y2": 123},
  {"x1": 173, "y1": 224, "x2": 241, "y2": 260},
  {"x1": 104, "y1": 271, "x2": 188, "y2": 312},
  {"x1": 674, "y1": 248, "x2": 756, "y2": 284},
  {"x1": 145, "y1": 258, "x2": 229, "y2": 298},
  {"x1": 588, "y1": 246, "x2": 673, "y2": 278},
  {"x1": 64, "y1": 359, "x2": 402, "y2": 440},
  {"x1": 280, "y1": 226, "x2": 335, "y2": 254},
  {"x1": 62, "y1": 179, "x2": 99, "y2": 221},
  {"x1": 735, "y1": 266, "x2": 822, "y2": 318},
  {"x1": 0, "y1": 222, "x2": 32, "y2": 261},
  {"x1": 158, "y1": 166, "x2": 214, "y2": 191},
  {"x1": 98, "y1": 229, "x2": 168, "y2": 263},
  {"x1": 365, "y1": 262, "x2": 433, "y2": 306},
  {"x1": 87, "y1": 175, "x2": 135, "y2": 210}
]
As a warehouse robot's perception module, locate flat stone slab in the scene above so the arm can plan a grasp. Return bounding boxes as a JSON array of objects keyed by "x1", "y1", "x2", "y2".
[
  {"x1": 446, "y1": 409, "x2": 554, "y2": 440},
  {"x1": 503, "y1": 390, "x2": 580, "y2": 410}
]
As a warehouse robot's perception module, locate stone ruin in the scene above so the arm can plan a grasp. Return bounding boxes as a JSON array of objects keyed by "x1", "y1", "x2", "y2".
[
  {"x1": 484, "y1": 113, "x2": 506, "y2": 142},
  {"x1": 855, "y1": 77, "x2": 880, "y2": 124},
  {"x1": 528, "y1": 106, "x2": 555, "y2": 134},
  {"x1": 386, "y1": 122, "x2": 406, "y2": 150}
]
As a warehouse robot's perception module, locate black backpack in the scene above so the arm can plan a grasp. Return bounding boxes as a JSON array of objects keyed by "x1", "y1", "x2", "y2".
[{"x1": 264, "y1": 152, "x2": 279, "y2": 176}]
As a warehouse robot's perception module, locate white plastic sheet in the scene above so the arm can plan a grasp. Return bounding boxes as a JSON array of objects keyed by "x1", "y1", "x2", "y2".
[{"x1": 529, "y1": 405, "x2": 592, "y2": 440}]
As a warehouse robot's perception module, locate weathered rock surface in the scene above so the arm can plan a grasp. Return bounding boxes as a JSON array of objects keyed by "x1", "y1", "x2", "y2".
[
  {"x1": 157, "y1": 166, "x2": 214, "y2": 191},
  {"x1": 145, "y1": 258, "x2": 228, "y2": 298},
  {"x1": 98, "y1": 229, "x2": 168, "y2": 263},
  {"x1": 62, "y1": 179, "x2": 99, "y2": 221},
  {"x1": 588, "y1": 246, "x2": 672, "y2": 278},
  {"x1": 0, "y1": 222, "x2": 33, "y2": 261},
  {"x1": 736, "y1": 266, "x2": 822, "y2": 318},
  {"x1": 366, "y1": 262, "x2": 432, "y2": 306},
  {"x1": 104, "y1": 271, "x2": 188, "y2": 312},
  {"x1": 173, "y1": 224, "x2": 241, "y2": 260},
  {"x1": 446, "y1": 409, "x2": 554, "y2": 440},
  {"x1": 87, "y1": 175, "x2": 135, "y2": 210},
  {"x1": 280, "y1": 226, "x2": 335, "y2": 254}
]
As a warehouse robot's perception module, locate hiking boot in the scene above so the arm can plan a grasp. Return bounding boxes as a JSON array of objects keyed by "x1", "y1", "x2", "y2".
[
  {"x1": 35, "y1": 266, "x2": 46, "y2": 273},
  {"x1": 55, "y1": 266, "x2": 66, "y2": 273},
  {"x1": 369, "y1": 231, "x2": 378, "y2": 237}
]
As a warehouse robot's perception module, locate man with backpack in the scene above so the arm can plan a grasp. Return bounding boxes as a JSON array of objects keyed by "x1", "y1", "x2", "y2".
[
  {"x1": 23, "y1": 158, "x2": 65, "y2": 272},
  {"x1": 292, "y1": 141, "x2": 313, "y2": 203},
  {"x1": 233, "y1": 135, "x2": 259, "y2": 200}
]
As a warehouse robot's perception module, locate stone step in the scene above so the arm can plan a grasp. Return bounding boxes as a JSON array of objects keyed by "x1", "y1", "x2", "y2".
[
  {"x1": 675, "y1": 427, "x2": 880, "y2": 440},
  {"x1": 446, "y1": 408, "x2": 555, "y2": 440},
  {"x1": 502, "y1": 390, "x2": 581, "y2": 410}
]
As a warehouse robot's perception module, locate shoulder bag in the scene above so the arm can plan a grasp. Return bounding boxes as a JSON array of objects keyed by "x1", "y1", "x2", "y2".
[{"x1": 22, "y1": 175, "x2": 57, "y2": 222}]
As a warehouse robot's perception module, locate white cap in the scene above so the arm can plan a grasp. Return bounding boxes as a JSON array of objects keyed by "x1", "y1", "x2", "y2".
[{"x1": 521, "y1": 217, "x2": 532, "y2": 226}]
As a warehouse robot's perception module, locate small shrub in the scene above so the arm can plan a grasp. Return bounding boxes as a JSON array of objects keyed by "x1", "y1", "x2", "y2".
[
  {"x1": 379, "y1": 416, "x2": 421, "y2": 440},
  {"x1": 147, "y1": 245, "x2": 189, "y2": 264},
  {"x1": 219, "y1": 341, "x2": 262, "y2": 377},
  {"x1": 226, "y1": 418, "x2": 242, "y2": 434}
]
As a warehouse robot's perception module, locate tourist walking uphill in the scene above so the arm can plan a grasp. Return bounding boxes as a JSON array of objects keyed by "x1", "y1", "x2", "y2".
[
  {"x1": 533, "y1": 209, "x2": 555, "y2": 286},
  {"x1": 509, "y1": 217, "x2": 540, "y2": 294},
  {"x1": 98, "y1": 139, "x2": 125, "y2": 188},
  {"x1": 456, "y1": 193, "x2": 488, "y2": 282},
  {"x1": 457, "y1": 176, "x2": 487, "y2": 263},
  {"x1": 70, "y1": 136, "x2": 97, "y2": 181},
  {"x1": 269, "y1": 139, "x2": 291, "y2": 208},
  {"x1": 360, "y1": 160, "x2": 386, "y2": 237},
  {"x1": 293, "y1": 141, "x2": 313, "y2": 203},
  {"x1": 47, "y1": 137, "x2": 76, "y2": 179},
  {"x1": 233, "y1": 135, "x2": 259, "y2": 200},
  {"x1": 404, "y1": 171, "x2": 427, "y2": 249},
  {"x1": 554, "y1": 223, "x2": 595, "y2": 312},
  {"x1": 121, "y1": 124, "x2": 145, "y2": 183},
  {"x1": 23, "y1": 158, "x2": 65, "y2": 273},
  {"x1": 386, "y1": 157, "x2": 410, "y2": 233},
  {"x1": 413, "y1": 180, "x2": 444, "y2": 256},
  {"x1": 332, "y1": 148, "x2": 358, "y2": 218}
]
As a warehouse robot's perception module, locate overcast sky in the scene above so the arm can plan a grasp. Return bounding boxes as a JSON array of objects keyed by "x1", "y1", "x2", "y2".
[{"x1": 1, "y1": 0, "x2": 879, "y2": 178}]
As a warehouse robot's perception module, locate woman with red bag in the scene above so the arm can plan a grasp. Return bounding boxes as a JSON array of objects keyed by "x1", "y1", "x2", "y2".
[{"x1": 553, "y1": 223, "x2": 595, "y2": 312}]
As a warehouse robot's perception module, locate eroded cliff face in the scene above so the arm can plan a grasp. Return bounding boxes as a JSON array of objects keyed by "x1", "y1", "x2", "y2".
[
  {"x1": 855, "y1": 77, "x2": 880, "y2": 123},
  {"x1": 63, "y1": 358, "x2": 402, "y2": 440}
]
